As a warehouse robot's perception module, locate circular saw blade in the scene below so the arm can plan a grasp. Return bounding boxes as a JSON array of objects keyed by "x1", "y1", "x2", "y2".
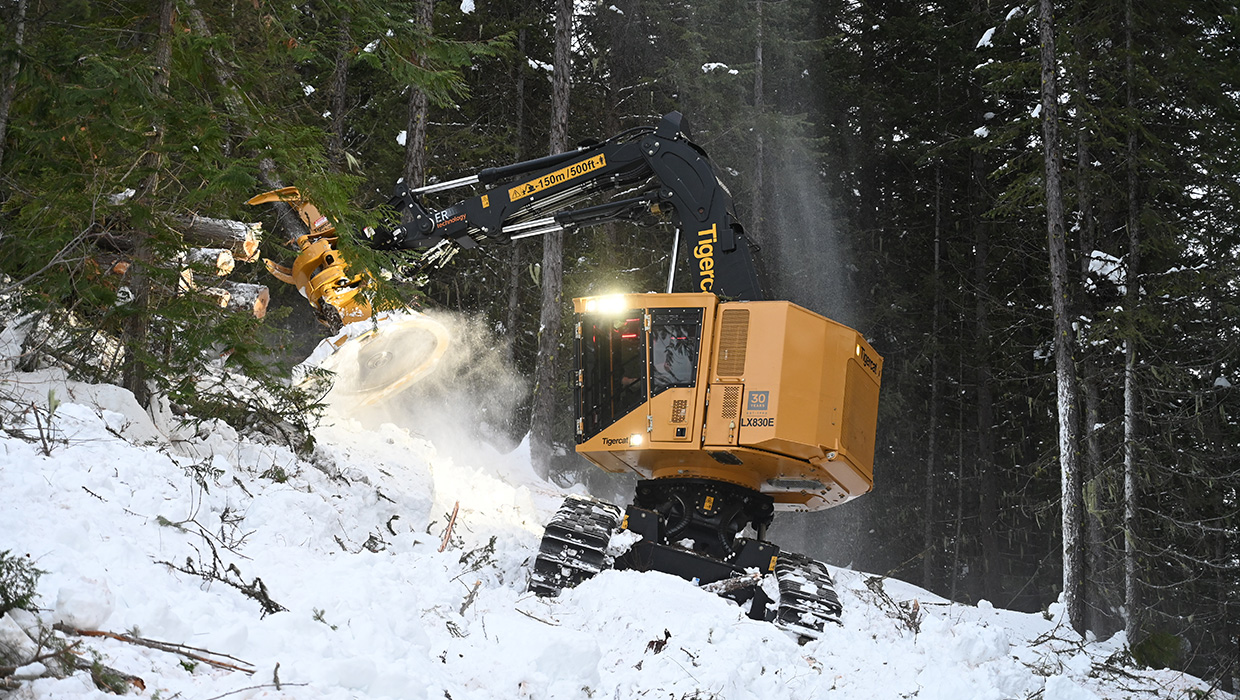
[{"x1": 318, "y1": 313, "x2": 452, "y2": 407}]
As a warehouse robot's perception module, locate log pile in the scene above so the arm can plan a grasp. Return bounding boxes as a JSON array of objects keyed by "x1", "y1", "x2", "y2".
[{"x1": 93, "y1": 213, "x2": 270, "y2": 319}]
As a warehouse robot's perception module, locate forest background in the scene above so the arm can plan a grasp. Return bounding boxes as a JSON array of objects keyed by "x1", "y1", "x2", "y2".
[{"x1": 0, "y1": 0, "x2": 1236, "y2": 691}]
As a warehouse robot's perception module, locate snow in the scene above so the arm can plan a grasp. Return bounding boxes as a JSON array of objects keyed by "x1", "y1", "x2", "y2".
[
  {"x1": 460, "y1": 0, "x2": 474, "y2": 13},
  {"x1": 701, "y1": 63, "x2": 740, "y2": 75},
  {"x1": 977, "y1": 27, "x2": 996, "y2": 48},
  {"x1": 0, "y1": 361, "x2": 1230, "y2": 699}
]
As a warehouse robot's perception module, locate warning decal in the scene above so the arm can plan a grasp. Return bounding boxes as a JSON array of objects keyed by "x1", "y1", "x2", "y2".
[{"x1": 508, "y1": 155, "x2": 607, "y2": 202}]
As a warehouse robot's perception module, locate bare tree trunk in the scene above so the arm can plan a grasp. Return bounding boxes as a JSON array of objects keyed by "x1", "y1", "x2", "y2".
[
  {"x1": 751, "y1": 0, "x2": 765, "y2": 241},
  {"x1": 530, "y1": 0, "x2": 573, "y2": 479},
  {"x1": 1122, "y1": 0, "x2": 1141, "y2": 646},
  {"x1": 923, "y1": 163, "x2": 942, "y2": 590},
  {"x1": 504, "y1": 27, "x2": 529, "y2": 368},
  {"x1": 0, "y1": 0, "x2": 28, "y2": 172},
  {"x1": 974, "y1": 167, "x2": 1000, "y2": 596},
  {"x1": 1038, "y1": 0, "x2": 1085, "y2": 634},
  {"x1": 403, "y1": 0, "x2": 434, "y2": 192},
  {"x1": 1070, "y1": 2, "x2": 1110, "y2": 636}
]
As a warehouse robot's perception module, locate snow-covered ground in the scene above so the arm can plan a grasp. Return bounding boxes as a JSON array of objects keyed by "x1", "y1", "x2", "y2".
[{"x1": 0, "y1": 366, "x2": 1229, "y2": 700}]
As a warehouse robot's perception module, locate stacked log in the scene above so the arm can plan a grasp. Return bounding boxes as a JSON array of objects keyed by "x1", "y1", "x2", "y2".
[{"x1": 173, "y1": 215, "x2": 262, "y2": 262}]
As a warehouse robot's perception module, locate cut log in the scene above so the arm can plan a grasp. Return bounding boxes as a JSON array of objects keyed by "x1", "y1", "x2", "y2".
[
  {"x1": 174, "y1": 215, "x2": 262, "y2": 262},
  {"x1": 199, "y1": 287, "x2": 230, "y2": 308},
  {"x1": 217, "y1": 281, "x2": 269, "y2": 318},
  {"x1": 181, "y1": 247, "x2": 235, "y2": 276}
]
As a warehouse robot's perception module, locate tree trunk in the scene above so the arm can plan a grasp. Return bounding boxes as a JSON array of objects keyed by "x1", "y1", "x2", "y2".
[
  {"x1": 923, "y1": 163, "x2": 942, "y2": 590},
  {"x1": 530, "y1": 0, "x2": 573, "y2": 479},
  {"x1": 1038, "y1": 0, "x2": 1085, "y2": 634},
  {"x1": 329, "y1": 15, "x2": 352, "y2": 172},
  {"x1": 402, "y1": 0, "x2": 434, "y2": 193},
  {"x1": 505, "y1": 27, "x2": 528, "y2": 368},
  {"x1": 122, "y1": 0, "x2": 175, "y2": 407},
  {"x1": 751, "y1": 0, "x2": 765, "y2": 242},
  {"x1": 1122, "y1": 0, "x2": 1141, "y2": 647},
  {"x1": 974, "y1": 162, "x2": 999, "y2": 596},
  {"x1": 0, "y1": 0, "x2": 28, "y2": 172}
]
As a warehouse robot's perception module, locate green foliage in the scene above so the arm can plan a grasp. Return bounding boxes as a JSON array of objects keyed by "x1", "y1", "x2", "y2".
[
  {"x1": 0, "y1": 550, "x2": 44, "y2": 615},
  {"x1": 1131, "y1": 631, "x2": 1188, "y2": 670}
]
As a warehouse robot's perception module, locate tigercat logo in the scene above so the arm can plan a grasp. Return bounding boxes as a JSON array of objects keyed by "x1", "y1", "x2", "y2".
[
  {"x1": 602, "y1": 436, "x2": 633, "y2": 447},
  {"x1": 509, "y1": 154, "x2": 607, "y2": 201},
  {"x1": 694, "y1": 224, "x2": 718, "y2": 292}
]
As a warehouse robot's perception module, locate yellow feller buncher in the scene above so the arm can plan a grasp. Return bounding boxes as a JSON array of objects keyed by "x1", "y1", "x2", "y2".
[{"x1": 251, "y1": 112, "x2": 882, "y2": 638}]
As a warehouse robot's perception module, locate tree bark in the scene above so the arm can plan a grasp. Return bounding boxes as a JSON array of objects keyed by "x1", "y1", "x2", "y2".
[
  {"x1": 1038, "y1": 0, "x2": 1085, "y2": 634},
  {"x1": 530, "y1": 0, "x2": 573, "y2": 478},
  {"x1": 0, "y1": 0, "x2": 28, "y2": 172}
]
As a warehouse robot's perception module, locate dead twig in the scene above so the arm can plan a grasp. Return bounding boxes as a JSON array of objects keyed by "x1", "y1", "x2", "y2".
[
  {"x1": 438, "y1": 501, "x2": 459, "y2": 553},
  {"x1": 201, "y1": 682, "x2": 309, "y2": 700},
  {"x1": 459, "y1": 580, "x2": 482, "y2": 616},
  {"x1": 515, "y1": 608, "x2": 559, "y2": 626}
]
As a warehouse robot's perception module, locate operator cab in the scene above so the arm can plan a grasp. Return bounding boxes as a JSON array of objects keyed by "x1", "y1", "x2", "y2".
[{"x1": 573, "y1": 292, "x2": 884, "y2": 514}]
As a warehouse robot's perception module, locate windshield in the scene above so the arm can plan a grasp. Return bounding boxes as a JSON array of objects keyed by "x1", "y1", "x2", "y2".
[{"x1": 576, "y1": 312, "x2": 647, "y2": 443}]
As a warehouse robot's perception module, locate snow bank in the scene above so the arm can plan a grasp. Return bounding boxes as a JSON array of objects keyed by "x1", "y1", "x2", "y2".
[{"x1": 0, "y1": 369, "x2": 1228, "y2": 699}]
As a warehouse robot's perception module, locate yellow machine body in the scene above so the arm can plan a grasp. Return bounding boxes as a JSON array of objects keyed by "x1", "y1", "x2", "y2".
[{"x1": 574, "y1": 293, "x2": 883, "y2": 512}]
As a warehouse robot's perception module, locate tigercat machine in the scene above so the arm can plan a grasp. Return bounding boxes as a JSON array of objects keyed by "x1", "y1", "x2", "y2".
[{"x1": 251, "y1": 112, "x2": 883, "y2": 638}]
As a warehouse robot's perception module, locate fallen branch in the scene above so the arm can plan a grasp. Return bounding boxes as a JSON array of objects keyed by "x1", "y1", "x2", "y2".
[{"x1": 53, "y1": 623, "x2": 255, "y2": 674}]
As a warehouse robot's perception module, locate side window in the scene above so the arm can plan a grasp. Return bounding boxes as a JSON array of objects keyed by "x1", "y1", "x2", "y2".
[{"x1": 649, "y1": 308, "x2": 703, "y2": 397}]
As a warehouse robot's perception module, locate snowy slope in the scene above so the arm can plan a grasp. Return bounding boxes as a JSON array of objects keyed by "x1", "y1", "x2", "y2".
[{"x1": 0, "y1": 367, "x2": 1228, "y2": 700}]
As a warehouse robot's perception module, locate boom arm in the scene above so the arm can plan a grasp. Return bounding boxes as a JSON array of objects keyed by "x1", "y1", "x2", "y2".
[{"x1": 369, "y1": 112, "x2": 764, "y2": 301}]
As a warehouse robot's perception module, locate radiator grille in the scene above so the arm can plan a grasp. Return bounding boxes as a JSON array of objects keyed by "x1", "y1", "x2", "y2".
[
  {"x1": 670, "y1": 399, "x2": 688, "y2": 424},
  {"x1": 720, "y1": 385, "x2": 741, "y2": 421},
  {"x1": 716, "y1": 309, "x2": 750, "y2": 376}
]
